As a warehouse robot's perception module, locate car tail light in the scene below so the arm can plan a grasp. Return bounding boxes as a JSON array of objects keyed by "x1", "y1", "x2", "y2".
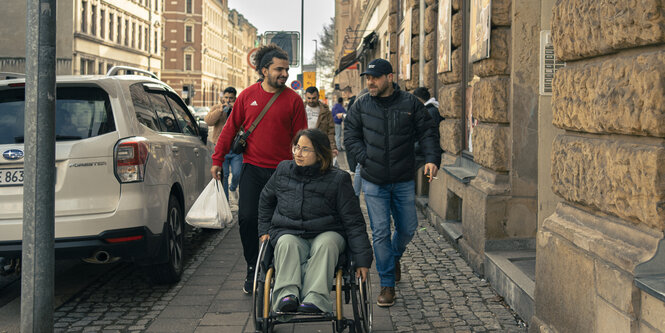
[
  {"x1": 114, "y1": 137, "x2": 149, "y2": 183},
  {"x1": 105, "y1": 235, "x2": 144, "y2": 243}
]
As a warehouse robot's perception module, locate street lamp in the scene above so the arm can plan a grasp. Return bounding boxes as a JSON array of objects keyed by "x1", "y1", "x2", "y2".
[{"x1": 313, "y1": 39, "x2": 318, "y2": 88}]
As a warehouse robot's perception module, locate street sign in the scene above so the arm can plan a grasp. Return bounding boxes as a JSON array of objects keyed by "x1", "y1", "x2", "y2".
[
  {"x1": 291, "y1": 80, "x2": 302, "y2": 90},
  {"x1": 319, "y1": 88, "x2": 325, "y2": 100},
  {"x1": 303, "y1": 72, "x2": 316, "y2": 90},
  {"x1": 247, "y1": 48, "x2": 258, "y2": 70},
  {"x1": 264, "y1": 31, "x2": 300, "y2": 67}
]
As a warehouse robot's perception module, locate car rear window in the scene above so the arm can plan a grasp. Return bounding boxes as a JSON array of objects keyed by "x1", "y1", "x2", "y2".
[{"x1": 0, "y1": 86, "x2": 115, "y2": 144}]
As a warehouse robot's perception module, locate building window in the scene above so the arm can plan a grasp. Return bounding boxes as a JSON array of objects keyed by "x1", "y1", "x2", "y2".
[
  {"x1": 117, "y1": 16, "x2": 121, "y2": 45},
  {"x1": 154, "y1": 0, "x2": 159, "y2": 12},
  {"x1": 185, "y1": 54, "x2": 192, "y2": 71},
  {"x1": 138, "y1": 26, "x2": 143, "y2": 50},
  {"x1": 131, "y1": 22, "x2": 136, "y2": 48},
  {"x1": 81, "y1": 1, "x2": 87, "y2": 33},
  {"x1": 100, "y1": 10, "x2": 105, "y2": 39},
  {"x1": 98, "y1": 61, "x2": 105, "y2": 74},
  {"x1": 154, "y1": 31, "x2": 159, "y2": 54},
  {"x1": 108, "y1": 13, "x2": 114, "y2": 41},
  {"x1": 186, "y1": 0, "x2": 192, "y2": 14},
  {"x1": 91, "y1": 5, "x2": 97, "y2": 36},
  {"x1": 185, "y1": 25, "x2": 193, "y2": 43},
  {"x1": 124, "y1": 19, "x2": 129, "y2": 46},
  {"x1": 145, "y1": 27, "x2": 149, "y2": 51}
]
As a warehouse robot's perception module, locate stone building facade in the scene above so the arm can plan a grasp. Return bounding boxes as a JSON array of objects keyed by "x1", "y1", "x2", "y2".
[
  {"x1": 334, "y1": 0, "x2": 665, "y2": 331},
  {"x1": 0, "y1": 0, "x2": 163, "y2": 76},
  {"x1": 161, "y1": 0, "x2": 257, "y2": 107}
]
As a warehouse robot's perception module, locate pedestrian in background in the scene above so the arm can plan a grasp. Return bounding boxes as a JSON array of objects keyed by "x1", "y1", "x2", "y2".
[
  {"x1": 344, "y1": 58, "x2": 441, "y2": 307},
  {"x1": 205, "y1": 87, "x2": 242, "y2": 200},
  {"x1": 304, "y1": 86, "x2": 337, "y2": 154},
  {"x1": 210, "y1": 44, "x2": 307, "y2": 294},
  {"x1": 331, "y1": 97, "x2": 346, "y2": 151}
]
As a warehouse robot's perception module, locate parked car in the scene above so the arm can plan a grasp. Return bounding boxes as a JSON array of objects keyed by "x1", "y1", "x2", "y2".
[
  {"x1": 0, "y1": 66, "x2": 211, "y2": 283},
  {"x1": 193, "y1": 106, "x2": 210, "y2": 121}
]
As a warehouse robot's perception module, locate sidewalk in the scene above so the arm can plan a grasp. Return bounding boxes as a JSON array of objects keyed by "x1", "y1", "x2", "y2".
[{"x1": 144, "y1": 153, "x2": 526, "y2": 332}]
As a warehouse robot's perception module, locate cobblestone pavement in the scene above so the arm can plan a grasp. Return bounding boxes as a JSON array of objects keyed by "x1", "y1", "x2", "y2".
[{"x1": 45, "y1": 195, "x2": 527, "y2": 332}]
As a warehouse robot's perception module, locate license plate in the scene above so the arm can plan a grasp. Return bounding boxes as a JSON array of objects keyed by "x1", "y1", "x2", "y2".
[{"x1": 0, "y1": 168, "x2": 24, "y2": 186}]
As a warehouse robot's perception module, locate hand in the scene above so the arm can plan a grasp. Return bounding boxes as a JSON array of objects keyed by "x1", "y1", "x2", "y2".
[
  {"x1": 211, "y1": 165, "x2": 223, "y2": 180},
  {"x1": 356, "y1": 267, "x2": 369, "y2": 282},
  {"x1": 332, "y1": 149, "x2": 339, "y2": 157},
  {"x1": 336, "y1": 113, "x2": 344, "y2": 119},
  {"x1": 260, "y1": 234, "x2": 270, "y2": 243},
  {"x1": 423, "y1": 163, "x2": 439, "y2": 183}
]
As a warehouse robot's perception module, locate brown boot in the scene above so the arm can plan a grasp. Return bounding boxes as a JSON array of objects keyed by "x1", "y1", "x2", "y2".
[
  {"x1": 395, "y1": 259, "x2": 401, "y2": 282},
  {"x1": 377, "y1": 286, "x2": 395, "y2": 307}
]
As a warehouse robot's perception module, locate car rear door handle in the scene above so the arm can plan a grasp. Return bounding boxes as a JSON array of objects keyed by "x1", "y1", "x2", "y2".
[
  {"x1": 171, "y1": 146, "x2": 179, "y2": 153},
  {"x1": 193, "y1": 148, "x2": 200, "y2": 156}
]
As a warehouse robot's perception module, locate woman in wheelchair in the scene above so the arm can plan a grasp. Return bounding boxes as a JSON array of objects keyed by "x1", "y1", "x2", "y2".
[{"x1": 257, "y1": 128, "x2": 373, "y2": 315}]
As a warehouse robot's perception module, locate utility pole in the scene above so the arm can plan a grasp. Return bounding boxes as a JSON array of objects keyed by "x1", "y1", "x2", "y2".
[
  {"x1": 22, "y1": 0, "x2": 57, "y2": 331},
  {"x1": 301, "y1": 0, "x2": 304, "y2": 73}
]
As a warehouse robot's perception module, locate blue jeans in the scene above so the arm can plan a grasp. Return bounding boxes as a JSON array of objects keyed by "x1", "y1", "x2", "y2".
[
  {"x1": 353, "y1": 163, "x2": 362, "y2": 196},
  {"x1": 222, "y1": 152, "x2": 243, "y2": 198},
  {"x1": 362, "y1": 179, "x2": 418, "y2": 287},
  {"x1": 334, "y1": 123, "x2": 343, "y2": 149}
]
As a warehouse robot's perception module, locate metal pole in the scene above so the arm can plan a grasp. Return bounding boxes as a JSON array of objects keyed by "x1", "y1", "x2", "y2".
[
  {"x1": 313, "y1": 39, "x2": 317, "y2": 87},
  {"x1": 419, "y1": 0, "x2": 425, "y2": 87},
  {"x1": 21, "y1": 0, "x2": 57, "y2": 331},
  {"x1": 301, "y1": 0, "x2": 304, "y2": 71}
]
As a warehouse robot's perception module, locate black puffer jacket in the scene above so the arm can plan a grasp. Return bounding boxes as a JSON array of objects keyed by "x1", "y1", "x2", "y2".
[
  {"x1": 257, "y1": 160, "x2": 373, "y2": 268},
  {"x1": 344, "y1": 83, "x2": 441, "y2": 185}
]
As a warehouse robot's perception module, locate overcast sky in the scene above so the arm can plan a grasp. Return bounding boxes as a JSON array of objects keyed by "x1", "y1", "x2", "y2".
[{"x1": 227, "y1": 0, "x2": 335, "y2": 78}]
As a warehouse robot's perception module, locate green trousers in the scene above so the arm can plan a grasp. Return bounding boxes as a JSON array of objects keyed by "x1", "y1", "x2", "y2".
[{"x1": 272, "y1": 231, "x2": 345, "y2": 313}]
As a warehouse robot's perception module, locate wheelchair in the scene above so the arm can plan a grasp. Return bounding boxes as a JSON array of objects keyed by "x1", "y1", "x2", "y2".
[{"x1": 251, "y1": 239, "x2": 373, "y2": 333}]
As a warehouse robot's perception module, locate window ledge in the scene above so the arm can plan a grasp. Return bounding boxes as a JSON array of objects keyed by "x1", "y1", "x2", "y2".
[
  {"x1": 441, "y1": 155, "x2": 480, "y2": 184},
  {"x1": 635, "y1": 276, "x2": 665, "y2": 303},
  {"x1": 636, "y1": 238, "x2": 665, "y2": 303}
]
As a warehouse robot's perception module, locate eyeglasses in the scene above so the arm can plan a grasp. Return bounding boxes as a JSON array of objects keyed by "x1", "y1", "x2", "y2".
[{"x1": 292, "y1": 145, "x2": 314, "y2": 155}]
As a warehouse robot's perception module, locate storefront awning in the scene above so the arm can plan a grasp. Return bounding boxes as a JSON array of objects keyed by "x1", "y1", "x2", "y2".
[{"x1": 334, "y1": 31, "x2": 378, "y2": 76}]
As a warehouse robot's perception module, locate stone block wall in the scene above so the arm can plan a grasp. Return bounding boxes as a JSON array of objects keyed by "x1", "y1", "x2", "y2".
[{"x1": 534, "y1": 0, "x2": 665, "y2": 331}]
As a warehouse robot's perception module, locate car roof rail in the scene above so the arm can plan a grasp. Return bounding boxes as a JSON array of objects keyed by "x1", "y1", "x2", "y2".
[
  {"x1": 0, "y1": 72, "x2": 26, "y2": 80},
  {"x1": 106, "y1": 66, "x2": 158, "y2": 80}
]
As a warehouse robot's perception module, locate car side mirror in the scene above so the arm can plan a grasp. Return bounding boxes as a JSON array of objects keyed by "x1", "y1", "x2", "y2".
[{"x1": 198, "y1": 120, "x2": 208, "y2": 144}]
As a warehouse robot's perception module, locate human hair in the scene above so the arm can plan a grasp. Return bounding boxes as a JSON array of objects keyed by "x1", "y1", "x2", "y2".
[
  {"x1": 292, "y1": 128, "x2": 333, "y2": 172},
  {"x1": 413, "y1": 87, "x2": 431, "y2": 101},
  {"x1": 254, "y1": 44, "x2": 289, "y2": 78},
  {"x1": 223, "y1": 87, "x2": 237, "y2": 95},
  {"x1": 337, "y1": 97, "x2": 343, "y2": 103},
  {"x1": 305, "y1": 86, "x2": 319, "y2": 95}
]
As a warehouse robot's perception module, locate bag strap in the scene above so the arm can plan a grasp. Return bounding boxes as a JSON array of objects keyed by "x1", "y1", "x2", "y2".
[{"x1": 245, "y1": 87, "x2": 284, "y2": 134}]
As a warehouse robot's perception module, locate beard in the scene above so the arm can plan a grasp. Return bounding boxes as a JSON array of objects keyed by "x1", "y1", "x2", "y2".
[
  {"x1": 266, "y1": 72, "x2": 287, "y2": 89},
  {"x1": 369, "y1": 80, "x2": 390, "y2": 97}
]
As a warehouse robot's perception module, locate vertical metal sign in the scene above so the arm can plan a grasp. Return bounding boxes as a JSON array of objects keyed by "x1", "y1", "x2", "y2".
[{"x1": 21, "y1": 0, "x2": 57, "y2": 331}]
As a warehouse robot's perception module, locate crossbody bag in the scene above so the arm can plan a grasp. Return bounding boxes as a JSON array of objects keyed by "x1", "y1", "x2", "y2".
[{"x1": 230, "y1": 88, "x2": 283, "y2": 154}]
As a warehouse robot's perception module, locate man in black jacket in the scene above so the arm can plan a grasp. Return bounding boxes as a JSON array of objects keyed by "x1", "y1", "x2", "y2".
[{"x1": 344, "y1": 59, "x2": 441, "y2": 307}]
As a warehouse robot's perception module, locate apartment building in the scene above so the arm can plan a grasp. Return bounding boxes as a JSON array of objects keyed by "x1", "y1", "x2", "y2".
[
  {"x1": 161, "y1": 1, "x2": 257, "y2": 107},
  {"x1": 0, "y1": 0, "x2": 162, "y2": 76}
]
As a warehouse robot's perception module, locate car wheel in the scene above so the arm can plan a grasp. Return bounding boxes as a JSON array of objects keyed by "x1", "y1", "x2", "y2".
[{"x1": 148, "y1": 195, "x2": 185, "y2": 284}]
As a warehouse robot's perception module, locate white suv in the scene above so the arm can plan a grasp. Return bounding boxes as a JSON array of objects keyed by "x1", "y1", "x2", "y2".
[{"x1": 0, "y1": 67, "x2": 211, "y2": 283}]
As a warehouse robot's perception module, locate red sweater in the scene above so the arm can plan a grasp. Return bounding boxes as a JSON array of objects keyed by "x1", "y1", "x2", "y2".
[{"x1": 212, "y1": 82, "x2": 307, "y2": 169}]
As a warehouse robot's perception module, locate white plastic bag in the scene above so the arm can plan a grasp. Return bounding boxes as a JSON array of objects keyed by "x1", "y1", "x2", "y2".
[{"x1": 185, "y1": 179, "x2": 232, "y2": 229}]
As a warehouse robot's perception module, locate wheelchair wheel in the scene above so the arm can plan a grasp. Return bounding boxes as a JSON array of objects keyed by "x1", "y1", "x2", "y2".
[
  {"x1": 353, "y1": 274, "x2": 373, "y2": 333},
  {"x1": 253, "y1": 242, "x2": 274, "y2": 333}
]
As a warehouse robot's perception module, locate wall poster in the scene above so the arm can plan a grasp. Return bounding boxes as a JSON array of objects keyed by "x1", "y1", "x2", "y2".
[
  {"x1": 469, "y1": 0, "x2": 491, "y2": 62},
  {"x1": 398, "y1": 6, "x2": 412, "y2": 80},
  {"x1": 437, "y1": 0, "x2": 452, "y2": 73}
]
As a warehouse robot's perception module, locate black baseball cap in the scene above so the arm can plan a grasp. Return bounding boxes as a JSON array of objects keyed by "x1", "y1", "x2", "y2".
[{"x1": 360, "y1": 59, "x2": 393, "y2": 77}]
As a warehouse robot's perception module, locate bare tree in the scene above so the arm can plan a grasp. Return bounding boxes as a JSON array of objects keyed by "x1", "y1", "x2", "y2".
[{"x1": 314, "y1": 18, "x2": 335, "y2": 88}]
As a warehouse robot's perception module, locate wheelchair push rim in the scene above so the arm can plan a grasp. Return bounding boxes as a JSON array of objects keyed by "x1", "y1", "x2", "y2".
[{"x1": 357, "y1": 274, "x2": 373, "y2": 332}]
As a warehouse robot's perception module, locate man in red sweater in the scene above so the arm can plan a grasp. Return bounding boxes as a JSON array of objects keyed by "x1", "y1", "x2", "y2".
[{"x1": 210, "y1": 44, "x2": 307, "y2": 293}]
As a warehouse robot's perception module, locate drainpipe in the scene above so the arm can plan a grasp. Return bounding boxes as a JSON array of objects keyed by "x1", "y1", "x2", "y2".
[{"x1": 419, "y1": 0, "x2": 424, "y2": 87}]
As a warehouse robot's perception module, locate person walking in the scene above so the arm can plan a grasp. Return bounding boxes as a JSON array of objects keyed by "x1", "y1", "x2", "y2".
[
  {"x1": 344, "y1": 59, "x2": 441, "y2": 307},
  {"x1": 210, "y1": 44, "x2": 307, "y2": 294},
  {"x1": 331, "y1": 97, "x2": 346, "y2": 151},
  {"x1": 205, "y1": 87, "x2": 242, "y2": 199},
  {"x1": 304, "y1": 86, "x2": 337, "y2": 154}
]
